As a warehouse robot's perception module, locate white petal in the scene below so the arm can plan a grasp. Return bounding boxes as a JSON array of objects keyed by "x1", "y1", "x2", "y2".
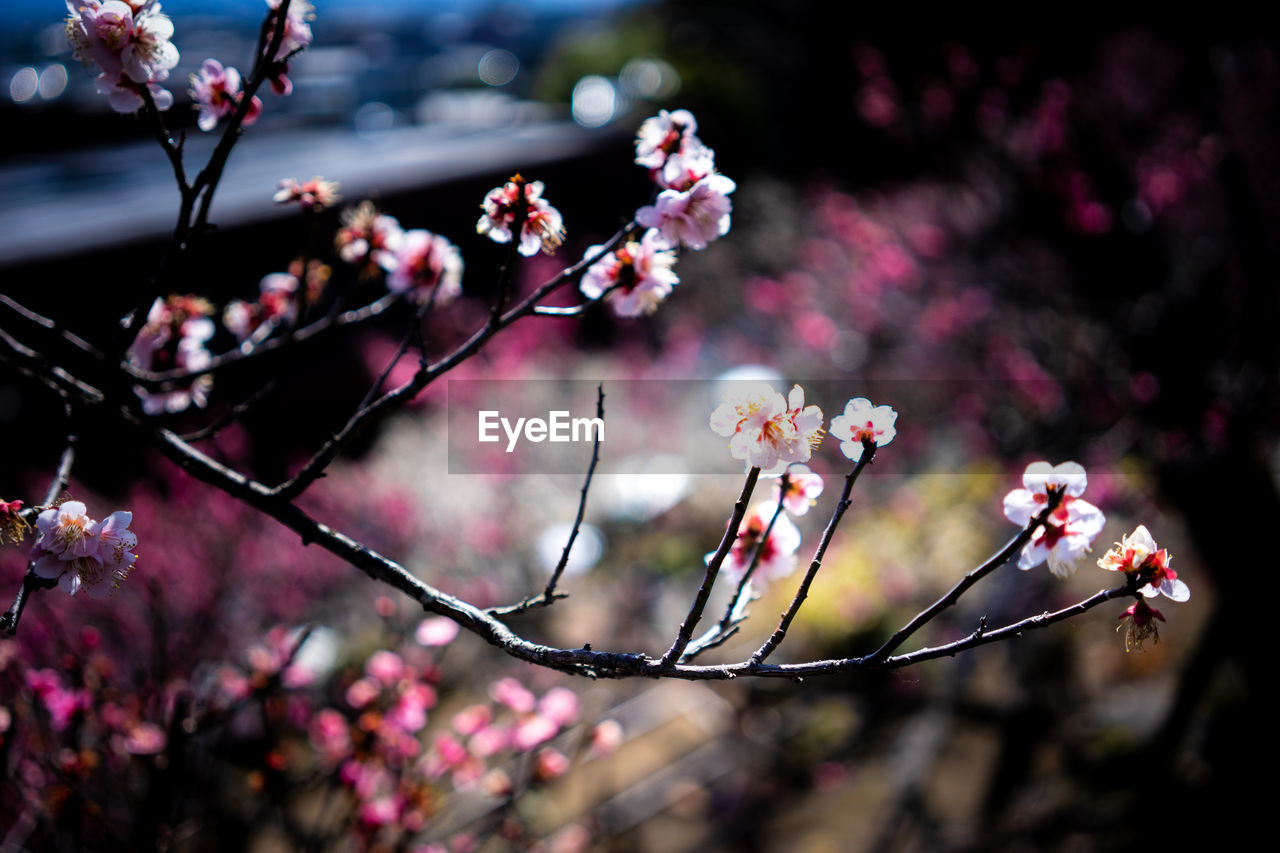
[{"x1": 1162, "y1": 578, "x2": 1190, "y2": 602}]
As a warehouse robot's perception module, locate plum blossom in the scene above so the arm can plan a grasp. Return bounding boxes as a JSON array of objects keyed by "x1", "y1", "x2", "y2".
[
  {"x1": 31, "y1": 500, "x2": 138, "y2": 598},
  {"x1": 476, "y1": 177, "x2": 564, "y2": 256},
  {"x1": 636, "y1": 173, "x2": 737, "y2": 251},
  {"x1": 189, "y1": 59, "x2": 260, "y2": 131},
  {"x1": 386, "y1": 229, "x2": 463, "y2": 305},
  {"x1": 635, "y1": 109, "x2": 702, "y2": 170},
  {"x1": 712, "y1": 501, "x2": 802, "y2": 583},
  {"x1": 775, "y1": 464, "x2": 824, "y2": 515},
  {"x1": 1097, "y1": 525, "x2": 1189, "y2": 602},
  {"x1": 274, "y1": 176, "x2": 340, "y2": 210},
  {"x1": 128, "y1": 295, "x2": 215, "y2": 413},
  {"x1": 66, "y1": 1, "x2": 179, "y2": 113},
  {"x1": 828, "y1": 397, "x2": 898, "y2": 462},
  {"x1": 223, "y1": 271, "x2": 303, "y2": 342},
  {"x1": 710, "y1": 383, "x2": 824, "y2": 475},
  {"x1": 1117, "y1": 599, "x2": 1165, "y2": 652},
  {"x1": 415, "y1": 616, "x2": 460, "y2": 646},
  {"x1": 1003, "y1": 461, "x2": 1106, "y2": 578},
  {"x1": 266, "y1": 0, "x2": 315, "y2": 55},
  {"x1": 578, "y1": 229, "x2": 679, "y2": 316},
  {"x1": 336, "y1": 202, "x2": 404, "y2": 273}
]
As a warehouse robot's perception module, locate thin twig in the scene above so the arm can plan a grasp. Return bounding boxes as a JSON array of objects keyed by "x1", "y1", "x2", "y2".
[
  {"x1": 866, "y1": 489, "x2": 1064, "y2": 663},
  {"x1": 489, "y1": 384, "x2": 605, "y2": 618},
  {"x1": 660, "y1": 466, "x2": 761, "y2": 668}
]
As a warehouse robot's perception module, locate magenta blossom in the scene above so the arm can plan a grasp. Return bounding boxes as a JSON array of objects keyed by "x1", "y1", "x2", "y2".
[{"x1": 189, "y1": 59, "x2": 261, "y2": 132}]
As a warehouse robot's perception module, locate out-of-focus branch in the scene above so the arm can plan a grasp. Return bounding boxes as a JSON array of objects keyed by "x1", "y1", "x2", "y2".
[{"x1": 489, "y1": 384, "x2": 605, "y2": 618}]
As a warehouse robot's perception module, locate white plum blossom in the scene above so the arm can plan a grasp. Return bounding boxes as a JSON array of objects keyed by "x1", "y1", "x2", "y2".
[
  {"x1": 1097, "y1": 525, "x2": 1189, "y2": 602},
  {"x1": 32, "y1": 501, "x2": 137, "y2": 598},
  {"x1": 224, "y1": 272, "x2": 301, "y2": 342},
  {"x1": 128, "y1": 295, "x2": 215, "y2": 414},
  {"x1": 635, "y1": 109, "x2": 701, "y2": 170},
  {"x1": 335, "y1": 202, "x2": 404, "y2": 273},
  {"x1": 578, "y1": 229, "x2": 679, "y2": 317},
  {"x1": 710, "y1": 383, "x2": 823, "y2": 476},
  {"x1": 190, "y1": 59, "x2": 261, "y2": 131},
  {"x1": 477, "y1": 178, "x2": 564, "y2": 256},
  {"x1": 66, "y1": 1, "x2": 179, "y2": 113},
  {"x1": 273, "y1": 176, "x2": 340, "y2": 210},
  {"x1": 775, "y1": 463, "x2": 825, "y2": 516},
  {"x1": 636, "y1": 173, "x2": 737, "y2": 251},
  {"x1": 387, "y1": 229, "x2": 463, "y2": 305},
  {"x1": 1003, "y1": 461, "x2": 1106, "y2": 578},
  {"x1": 711, "y1": 502, "x2": 802, "y2": 583},
  {"x1": 829, "y1": 398, "x2": 898, "y2": 462}
]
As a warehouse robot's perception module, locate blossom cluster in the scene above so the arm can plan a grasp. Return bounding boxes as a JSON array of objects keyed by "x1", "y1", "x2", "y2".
[
  {"x1": 476, "y1": 176, "x2": 566, "y2": 257},
  {"x1": 576, "y1": 110, "x2": 738, "y2": 317},
  {"x1": 65, "y1": 0, "x2": 179, "y2": 113},
  {"x1": 127, "y1": 294, "x2": 215, "y2": 413},
  {"x1": 31, "y1": 500, "x2": 137, "y2": 598},
  {"x1": 223, "y1": 261, "x2": 327, "y2": 343},
  {"x1": 1002, "y1": 461, "x2": 1106, "y2": 578}
]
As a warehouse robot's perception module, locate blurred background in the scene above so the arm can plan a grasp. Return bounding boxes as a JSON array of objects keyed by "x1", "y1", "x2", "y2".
[{"x1": 0, "y1": 2, "x2": 1274, "y2": 850}]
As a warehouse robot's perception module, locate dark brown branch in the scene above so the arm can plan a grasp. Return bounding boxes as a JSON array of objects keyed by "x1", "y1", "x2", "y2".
[
  {"x1": 660, "y1": 466, "x2": 761, "y2": 668},
  {"x1": 752, "y1": 444, "x2": 877, "y2": 664},
  {"x1": 682, "y1": 477, "x2": 791, "y2": 660},
  {"x1": 489, "y1": 384, "x2": 605, "y2": 618},
  {"x1": 866, "y1": 489, "x2": 1064, "y2": 663}
]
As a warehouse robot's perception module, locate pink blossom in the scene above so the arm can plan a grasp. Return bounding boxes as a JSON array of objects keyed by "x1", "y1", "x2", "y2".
[
  {"x1": 95, "y1": 71, "x2": 172, "y2": 112},
  {"x1": 190, "y1": 59, "x2": 260, "y2": 132},
  {"x1": 273, "y1": 176, "x2": 340, "y2": 210},
  {"x1": 775, "y1": 463, "x2": 824, "y2": 516},
  {"x1": 578, "y1": 229, "x2": 679, "y2": 317},
  {"x1": 634, "y1": 109, "x2": 701, "y2": 170},
  {"x1": 512, "y1": 713, "x2": 558, "y2": 751},
  {"x1": 468, "y1": 725, "x2": 509, "y2": 757},
  {"x1": 309, "y1": 708, "x2": 352, "y2": 762},
  {"x1": 364, "y1": 650, "x2": 405, "y2": 686},
  {"x1": 489, "y1": 676, "x2": 536, "y2": 713},
  {"x1": 828, "y1": 397, "x2": 898, "y2": 463},
  {"x1": 1117, "y1": 599, "x2": 1165, "y2": 652},
  {"x1": 266, "y1": 0, "x2": 314, "y2": 55},
  {"x1": 656, "y1": 144, "x2": 717, "y2": 192},
  {"x1": 1003, "y1": 461, "x2": 1106, "y2": 578},
  {"x1": 415, "y1": 616, "x2": 460, "y2": 646},
  {"x1": 336, "y1": 202, "x2": 404, "y2": 272},
  {"x1": 345, "y1": 677, "x2": 380, "y2": 709},
  {"x1": 709, "y1": 383, "x2": 824, "y2": 475},
  {"x1": 128, "y1": 295, "x2": 215, "y2": 414},
  {"x1": 0, "y1": 498, "x2": 28, "y2": 545},
  {"x1": 387, "y1": 229, "x2": 463, "y2": 305},
  {"x1": 387, "y1": 683, "x2": 437, "y2": 733},
  {"x1": 32, "y1": 501, "x2": 137, "y2": 598},
  {"x1": 476, "y1": 177, "x2": 565, "y2": 256},
  {"x1": 537, "y1": 687, "x2": 580, "y2": 728},
  {"x1": 123, "y1": 721, "x2": 167, "y2": 754},
  {"x1": 533, "y1": 747, "x2": 570, "y2": 782},
  {"x1": 452, "y1": 704, "x2": 492, "y2": 736},
  {"x1": 66, "y1": 1, "x2": 179, "y2": 85},
  {"x1": 588, "y1": 719, "x2": 623, "y2": 757},
  {"x1": 636, "y1": 173, "x2": 736, "y2": 251},
  {"x1": 714, "y1": 501, "x2": 802, "y2": 583},
  {"x1": 1097, "y1": 525, "x2": 1189, "y2": 602}
]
